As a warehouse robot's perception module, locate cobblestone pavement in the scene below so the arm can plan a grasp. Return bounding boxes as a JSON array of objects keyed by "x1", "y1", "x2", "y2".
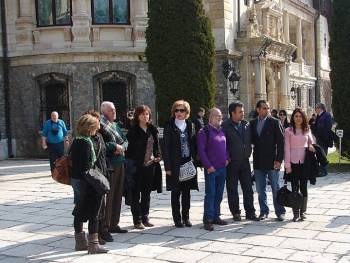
[{"x1": 0, "y1": 159, "x2": 349, "y2": 263}]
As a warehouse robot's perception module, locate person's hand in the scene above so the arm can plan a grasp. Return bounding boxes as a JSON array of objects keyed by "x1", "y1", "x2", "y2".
[
  {"x1": 285, "y1": 167, "x2": 292, "y2": 174},
  {"x1": 42, "y1": 143, "x2": 48, "y2": 150},
  {"x1": 154, "y1": 157, "x2": 161, "y2": 163},
  {"x1": 207, "y1": 167, "x2": 216, "y2": 174},
  {"x1": 308, "y1": 144, "x2": 316, "y2": 153},
  {"x1": 166, "y1": 170, "x2": 171, "y2": 176},
  {"x1": 225, "y1": 160, "x2": 230, "y2": 166},
  {"x1": 274, "y1": 161, "x2": 281, "y2": 170},
  {"x1": 115, "y1": 144, "x2": 124, "y2": 155}
]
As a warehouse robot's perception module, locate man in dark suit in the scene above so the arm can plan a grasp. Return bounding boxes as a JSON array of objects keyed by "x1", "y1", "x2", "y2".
[
  {"x1": 222, "y1": 101, "x2": 259, "y2": 221},
  {"x1": 313, "y1": 103, "x2": 332, "y2": 176},
  {"x1": 250, "y1": 100, "x2": 286, "y2": 221}
]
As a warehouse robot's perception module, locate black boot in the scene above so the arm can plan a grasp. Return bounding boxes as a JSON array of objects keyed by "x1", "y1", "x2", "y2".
[
  {"x1": 182, "y1": 211, "x2": 192, "y2": 227},
  {"x1": 300, "y1": 197, "x2": 308, "y2": 220},
  {"x1": 292, "y1": 208, "x2": 300, "y2": 222}
]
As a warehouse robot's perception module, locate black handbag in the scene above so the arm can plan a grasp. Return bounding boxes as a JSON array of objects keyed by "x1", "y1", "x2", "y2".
[
  {"x1": 277, "y1": 180, "x2": 303, "y2": 209},
  {"x1": 86, "y1": 167, "x2": 110, "y2": 195}
]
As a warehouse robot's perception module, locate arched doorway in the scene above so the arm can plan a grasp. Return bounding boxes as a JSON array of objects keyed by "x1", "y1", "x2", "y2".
[
  {"x1": 37, "y1": 73, "x2": 71, "y2": 129},
  {"x1": 94, "y1": 71, "x2": 136, "y2": 127}
]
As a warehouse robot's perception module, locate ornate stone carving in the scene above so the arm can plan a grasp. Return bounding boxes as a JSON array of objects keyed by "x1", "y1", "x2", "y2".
[
  {"x1": 247, "y1": 6, "x2": 261, "y2": 38},
  {"x1": 33, "y1": 30, "x2": 40, "y2": 44}
]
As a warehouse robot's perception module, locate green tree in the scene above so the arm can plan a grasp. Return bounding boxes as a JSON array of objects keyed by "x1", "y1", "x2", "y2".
[
  {"x1": 329, "y1": 0, "x2": 350, "y2": 156},
  {"x1": 146, "y1": 0, "x2": 216, "y2": 125}
]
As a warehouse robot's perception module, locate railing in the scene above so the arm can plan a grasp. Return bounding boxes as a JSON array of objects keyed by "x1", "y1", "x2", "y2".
[{"x1": 290, "y1": 62, "x2": 315, "y2": 77}]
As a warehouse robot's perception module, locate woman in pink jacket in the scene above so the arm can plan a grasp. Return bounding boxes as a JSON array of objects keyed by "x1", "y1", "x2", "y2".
[{"x1": 284, "y1": 108, "x2": 315, "y2": 222}]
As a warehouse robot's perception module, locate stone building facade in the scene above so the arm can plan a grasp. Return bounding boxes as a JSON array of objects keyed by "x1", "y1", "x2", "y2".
[
  {"x1": 0, "y1": 0, "x2": 153, "y2": 158},
  {"x1": 204, "y1": 0, "x2": 327, "y2": 117},
  {"x1": 0, "y1": 0, "x2": 332, "y2": 158}
]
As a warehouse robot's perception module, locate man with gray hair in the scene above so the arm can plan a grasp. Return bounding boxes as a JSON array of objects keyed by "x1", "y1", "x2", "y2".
[
  {"x1": 197, "y1": 108, "x2": 229, "y2": 231},
  {"x1": 99, "y1": 101, "x2": 129, "y2": 234},
  {"x1": 314, "y1": 103, "x2": 333, "y2": 176}
]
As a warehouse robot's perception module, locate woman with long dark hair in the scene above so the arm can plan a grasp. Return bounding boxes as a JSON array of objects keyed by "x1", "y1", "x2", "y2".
[
  {"x1": 284, "y1": 108, "x2": 315, "y2": 222},
  {"x1": 163, "y1": 100, "x2": 198, "y2": 227},
  {"x1": 278, "y1": 109, "x2": 290, "y2": 129},
  {"x1": 126, "y1": 105, "x2": 162, "y2": 229}
]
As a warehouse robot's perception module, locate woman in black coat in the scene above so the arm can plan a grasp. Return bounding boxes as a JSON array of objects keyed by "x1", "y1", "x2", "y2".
[
  {"x1": 70, "y1": 114, "x2": 108, "y2": 254},
  {"x1": 126, "y1": 105, "x2": 162, "y2": 229},
  {"x1": 163, "y1": 100, "x2": 198, "y2": 228}
]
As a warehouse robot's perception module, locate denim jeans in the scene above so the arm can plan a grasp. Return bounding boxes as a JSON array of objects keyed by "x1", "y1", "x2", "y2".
[
  {"x1": 254, "y1": 169, "x2": 286, "y2": 216},
  {"x1": 203, "y1": 167, "x2": 227, "y2": 222}
]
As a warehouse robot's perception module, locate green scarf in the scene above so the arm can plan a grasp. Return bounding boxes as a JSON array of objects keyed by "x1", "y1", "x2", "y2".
[{"x1": 76, "y1": 136, "x2": 96, "y2": 167}]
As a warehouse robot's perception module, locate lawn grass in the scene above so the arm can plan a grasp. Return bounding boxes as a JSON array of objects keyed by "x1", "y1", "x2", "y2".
[{"x1": 327, "y1": 151, "x2": 350, "y2": 173}]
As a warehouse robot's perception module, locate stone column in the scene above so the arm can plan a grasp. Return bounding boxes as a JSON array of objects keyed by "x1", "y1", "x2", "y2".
[
  {"x1": 280, "y1": 63, "x2": 290, "y2": 109},
  {"x1": 133, "y1": 0, "x2": 148, "y2": 47},
  {"x1": 254, "y1": 58, "x2": 267, "y2": 101},
  {"x1": 72, "y1": 0, "x2": 91, "y2": 48},
  {"x1": 296, "y1": 17, "x2": 303, "y2": 63},
  {"x1": 263, "y1": 13, "x2": 270, "y2": 35},
  {"x1": 283, "y1": 11, "x2": 290, "y2": 43},
  {"x1": 16, "y1": 0, "x2": 34, "y2": 50}
]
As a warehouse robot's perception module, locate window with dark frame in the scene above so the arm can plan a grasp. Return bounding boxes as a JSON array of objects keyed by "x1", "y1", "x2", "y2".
[
  {"x1": 92, "y1": 0, "x2": 130, "y2": 25},
  {"x1": 297, "y1": 87, "x2": 302, "y2": 107},
  {"x1": 36, "y1": 0, "x2": 72, "y2": 27},
  {"x1": 308, "y1": 87, "x2": 313, "y2": 108}
]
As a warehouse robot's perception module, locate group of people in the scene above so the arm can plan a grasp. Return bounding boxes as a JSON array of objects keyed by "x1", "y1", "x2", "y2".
[{"x1": 40, "y1": 99, "x2": 332, "y2": 254}]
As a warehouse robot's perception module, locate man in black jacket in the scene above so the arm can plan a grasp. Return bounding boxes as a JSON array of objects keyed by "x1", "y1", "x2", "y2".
[
  {"x1": 250, "y1": 100, "x2": 286, "y2": 221},
  {"x1": 222, "y1": 101, "x2": 259, "y2": 221}
]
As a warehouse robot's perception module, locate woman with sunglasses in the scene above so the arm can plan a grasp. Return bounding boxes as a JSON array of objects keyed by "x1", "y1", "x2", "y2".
[
  {"x1": 163, "y1": 100, "x2": 199, "y2": 227},
  {"x1": 279, "y1": 109, "x2": 290, "y2": 129}
]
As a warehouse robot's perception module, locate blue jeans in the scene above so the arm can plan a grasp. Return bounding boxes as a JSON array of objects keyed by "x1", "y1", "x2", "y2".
[
  {"x1": 254, "y1": 169, "x2": 286, "y2": 216},
  {"x1": 47, "y1": 141, "x2": 64, "y2": 171},
  {"x1": 203, "y1": 167, "x2": 227, "y2": 222}
]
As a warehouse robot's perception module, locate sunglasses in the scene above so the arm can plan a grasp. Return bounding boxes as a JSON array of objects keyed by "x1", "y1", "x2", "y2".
[{"x1": 175, "y1": 109, "x2": 186, "y2": 113}]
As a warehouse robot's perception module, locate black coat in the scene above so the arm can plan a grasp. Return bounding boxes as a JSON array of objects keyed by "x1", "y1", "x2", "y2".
[
  {"x1": 163, "y1": 118, "x2": 199, "y2": 191},
  {"x1": 70, "y1": 138, "x2": 104, "y2": 222},
  {"x1": 250, "y1": 116, "x2": 284, "y2": 170},
  {"x1": 125, "y1": 124, "x2": 162, "y2": 194}
]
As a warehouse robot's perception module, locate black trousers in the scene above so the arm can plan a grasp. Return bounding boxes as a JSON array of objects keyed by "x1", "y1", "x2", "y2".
[
  {"x1": 290, "y1": 163, "x2": 308, "y2": 198},
  {"x1": 226, "y1": 160, "x2": 255, "y2": 216},
  {"x1": 130, "y1": 165, "x2": 154, "y2": 225},
  {"x1": 171, "y1": 183, "x2": 191, "y2": 223},
  {"x1": 47, "y1": 142, "x2": 64, "y2": 171}
]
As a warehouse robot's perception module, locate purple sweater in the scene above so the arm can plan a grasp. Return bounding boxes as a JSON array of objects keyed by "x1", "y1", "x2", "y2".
[{"x1": 197, "y1": 124, "x2": 229, "y2": 170}]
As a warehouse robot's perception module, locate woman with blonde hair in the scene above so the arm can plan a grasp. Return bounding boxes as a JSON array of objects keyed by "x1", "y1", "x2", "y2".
[
  {"x1": 70, "y1": 114, "x2": 108, "y2": 254},
  {"x1": 163, "y1": 100, "x2": 198, "y2": 227}
]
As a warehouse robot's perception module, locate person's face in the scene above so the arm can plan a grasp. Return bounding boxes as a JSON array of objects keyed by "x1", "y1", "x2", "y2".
[
  {"x1": 271, "y1": 111, "x2": 278, "y2": 117},
  {"x1": 198, "y1": 111, "x2": 205, "y2": 118},
  {"x1": 174, "y1": 105, "x2": 187, "y2": 120},
  {"x1": 210, "y1": 110, "x2": 223, "y2": 127},
  {"x1": 105, "y1": 106, "x2": 116, "y2": 122},
  {"x1": 279, "y1": 112, "x2": 286, "y2": 121},
  {"x1": 138, "y1": 110, "x2": 150, "y2": 125},
  {"x1": 293, "y1": 112, "x2": 303, "y2": 126},
  {"x1": 51, "y1": 112, "x2": 58, "y2": 122},
  {"x1": 315, "y1": 107, "x2": 321, "y2": 115},
  {"x1": 91, "y1": 119, "x2": 100, "y2": 136},
  {"x1": 257, "y1": 103, "x2": 269, "y2": 118},
  {"x1": 231, "y1": 107, "x2": 244, "y2": 122}
]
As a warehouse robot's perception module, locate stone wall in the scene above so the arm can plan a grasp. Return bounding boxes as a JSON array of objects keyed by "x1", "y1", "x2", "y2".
[
  {"x1": 0, "y1": 60, "x2": 5, "y2": 141},
  {"x1": 9, "y1": 61, "x2": 154, "y2": 157}
]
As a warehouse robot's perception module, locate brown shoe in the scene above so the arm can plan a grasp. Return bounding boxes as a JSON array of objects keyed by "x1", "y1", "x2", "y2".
[
  {"x1": 204, "y1": 222, "x2": 214, "y2": 231},
  {"x1": 213, "y1": 217, "x2": 228, "y2": 225},
  {"x1": 74, "y1": 232, "x2": 88, "y2": 251},
  {"x1": 88, "y1": 233, "x2": 108, "y2": 254},
  {"x1": 142, "y1": 221, "x2": 154, "y2": 227}
]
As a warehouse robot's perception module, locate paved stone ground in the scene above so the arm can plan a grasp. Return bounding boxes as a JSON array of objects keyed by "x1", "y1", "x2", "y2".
[{"x1": 0, "y1": 159, "x2": 349, "y2": 263}]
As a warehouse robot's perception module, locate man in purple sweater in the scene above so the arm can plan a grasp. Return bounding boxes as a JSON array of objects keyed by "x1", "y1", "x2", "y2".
[{"x1": 197, "y1": 108, "x2": 229, "y2": 231}]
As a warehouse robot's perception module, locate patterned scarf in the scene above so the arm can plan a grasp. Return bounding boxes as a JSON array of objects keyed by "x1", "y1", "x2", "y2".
[{"x1": 100, "y1": 115, "x2": 125, "y2": 145}]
